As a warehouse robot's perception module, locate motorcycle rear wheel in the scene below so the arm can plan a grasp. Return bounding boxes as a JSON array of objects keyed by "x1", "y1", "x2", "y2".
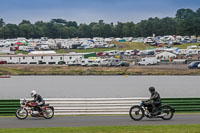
[
  {"x1": 160, "y1": 105, "x2": 174, "y2": 120},
  {"x1": 43, "y1": 107, "x2": 54, "y2": 119}
]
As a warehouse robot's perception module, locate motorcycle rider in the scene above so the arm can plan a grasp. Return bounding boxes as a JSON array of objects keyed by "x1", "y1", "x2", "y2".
[
  {"x1": 145, "y1": 87, "x2": 161, "y2": 115},
  {"x1": 31, "y1": 90, "x2": 45, "y2": 115}
]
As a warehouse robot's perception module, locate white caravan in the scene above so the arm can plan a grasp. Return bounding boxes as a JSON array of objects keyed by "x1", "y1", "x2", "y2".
[{"x1": 138, "y1": 57, "x2": 159, "y2": 65}]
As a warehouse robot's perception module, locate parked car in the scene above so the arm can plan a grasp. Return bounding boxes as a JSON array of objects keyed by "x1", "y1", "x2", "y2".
[
  {"x1": 0, "y1": 60, "x2": 7, "y2": 64},
  {"x1": 67, "y1": 60, "x2": 81, "y2": 66},
  {"x1": 96, "y1": 52, "x2": 104, "y2": 56},
  {"x1": 185, "y1": 54, "x2": 194, "y2": 59},
  {"x1": 198, "y1": 63, "x2": 200, "y2": 69},
  {"x1": 116, "y1": 61, "x2": 130, "y2": 67},
  {"x1": 188, "y1": 61, "x2": 200, "y2": 69}
]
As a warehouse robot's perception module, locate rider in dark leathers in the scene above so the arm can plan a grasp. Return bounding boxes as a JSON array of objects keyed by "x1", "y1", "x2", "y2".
[
  {"x1": 31, "y1": 90, "x2": 45, "y2": 114},
  {"x1": 145, "y1": 87, "x2": 161, "y2": 115}
]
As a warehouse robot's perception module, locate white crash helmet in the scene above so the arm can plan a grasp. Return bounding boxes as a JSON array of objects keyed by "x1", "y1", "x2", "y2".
[{"x1": 31, "y1": 90, "x2": 37, "y2": 97}]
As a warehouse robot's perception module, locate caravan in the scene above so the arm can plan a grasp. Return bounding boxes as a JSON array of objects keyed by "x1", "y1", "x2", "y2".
[
  {"x1": 138, "y1": 57, "x2": 159, "y2": 65},
  {"x1": 107, "y1": 58, "x2": 120, "y2": 66}
]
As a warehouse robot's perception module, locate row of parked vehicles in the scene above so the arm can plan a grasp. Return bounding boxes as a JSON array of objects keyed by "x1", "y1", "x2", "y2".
[
  {"x1": 188, "y1": 61, "x2": 200, "y2": 69},
  {"x1": 68, "y1": 58, "x2": 130, "y2": 67}
]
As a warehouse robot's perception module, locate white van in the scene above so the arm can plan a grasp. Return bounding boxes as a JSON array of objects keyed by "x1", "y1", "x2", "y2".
[
  {"x1": 40, "y1": 45, "x2": 50, "y2": 50},
  {"x1": 81, "y1": 59, "x2": 100, "y2": 66},
  {"x1": 107, "y1": 58, "x2": 120, "y2": 66},
  {"x1": 19, "y1": 46, "x2": 34, "y2": 52},
  {"x1": 100, "y1": 59, "x2": 109, "y2": 66},
  {"x1": 124, "y1": 50, "x2": 134, "y2": 56},
  {"x1": 138, "y1": 57, "x2": 159, "y2": 65}
]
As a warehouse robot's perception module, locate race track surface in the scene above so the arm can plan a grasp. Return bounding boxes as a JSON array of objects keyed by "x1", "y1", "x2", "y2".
[{"x1": 0, "y1": 114, "x2": 200, "y2": 128}]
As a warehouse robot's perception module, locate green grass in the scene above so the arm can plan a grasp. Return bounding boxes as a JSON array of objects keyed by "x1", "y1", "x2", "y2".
[
  {"x1": 54, "y1": 42, "x2": 155, "y2": 54},
  {"x1": 14, "y1": 51, "x2": 29, "y2": 54},
  {"x1": 56, "y1": 42, "x2": 200, "y2": 53},
  {"x1": 0, "y1": 125, "x2": 200, "y2": 133},
  {"x1": 55, "y1": 48, "x2": 116, "y2": 53},
  {"x1": 71, "y1": 48, "x2": 116, "y2": 53},
  {"x1": 174, "y1": 43, "x2": 199, "y2": 49},
  {"x1": 1, "y1": 65, "x2": 200, "y2": 76}
]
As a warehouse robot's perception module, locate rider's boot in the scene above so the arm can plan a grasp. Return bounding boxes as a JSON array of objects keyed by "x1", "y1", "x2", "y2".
[
  {"x1": 151, "y1": 105, "x2": 158, "y2": 116},
  {"x1": 38, "y1": 112, "x2": 44, "y2": 117},
  {"x1": 40, "y1": 107, "x2": 45, "y2": 114},
  {"x1": 37, "y1": 106, "x2": 45, "y2": 116}
]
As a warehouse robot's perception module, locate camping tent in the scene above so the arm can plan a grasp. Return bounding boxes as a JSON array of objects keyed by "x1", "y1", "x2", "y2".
[{"x1": 156, "y1": 52, "x2": 176, "y2": 60}]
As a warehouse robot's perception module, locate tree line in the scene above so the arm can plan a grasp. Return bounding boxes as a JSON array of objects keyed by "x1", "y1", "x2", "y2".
[{"x1": 0, "y1": 8, "x2": 200, "y2": 39}]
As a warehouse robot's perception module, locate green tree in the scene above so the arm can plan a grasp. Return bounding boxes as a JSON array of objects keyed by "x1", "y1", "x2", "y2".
[
  {"x1": 18, "y1": 24, "x2": 35, "y2": 38},
  {"x1": 176, "y1": 9, "x2": 196, "y2": 35},
  {"x1": 102, "y1": 24, "x2": 112, "y2": 38},
  {"x1": 3, "y1": 24, "x2": 18, "y2": 38},
  {"x1": 90, "y1": 22, "x2": 101, "y2": 37},
  {"x1": 0, "y1": 18, "x2": 5, "y2": 27},
  {"x1": 159, "y1": 17, "x2": 176, "y2": 36},
  {"x1": 176, "y1": 8, "x2": 195, "y2": 19},
  {"x1": 68, "y1": 27, "x2": 78, "y2": 38},
  {"x1": 19, "y1": 20, "x2": 31, "y2": 25},
  {"x1": 113, "y1": 22, "x2": 124, "y2": 37},
  {"x1": 122, "y1": 22, "x2": 134, "y2": 37},
  {"x1": 78, "y1": 24, "x2": 92, "y2": 38}
]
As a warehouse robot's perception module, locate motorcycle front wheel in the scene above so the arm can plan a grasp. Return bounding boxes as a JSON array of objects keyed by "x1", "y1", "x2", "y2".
[
  {"x1": 16, "y1": 108, "x2": 28, "y2": 120},
  {"x1": 129, "y1": 105, "x2": 144, "y2": 121}
]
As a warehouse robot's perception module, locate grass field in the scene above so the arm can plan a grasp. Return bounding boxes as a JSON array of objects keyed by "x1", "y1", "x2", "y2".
[
  {"x1": 0, "y1": 65, "x2": 200, "y2": 75},
  {"x1": 1, "y1": 65, "x2": 200, "y2": 75},
  {"x1": 0, "y1": 125, "x2": 200, "y2": 133},
  {"x1": 65, "y1": 42, "x2": 199, "y2": 53}
]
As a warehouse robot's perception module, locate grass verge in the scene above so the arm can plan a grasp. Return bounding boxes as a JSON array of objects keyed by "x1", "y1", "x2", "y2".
[
  {"x1": 0, "y1": 65, "x2": 200, "y2": 75},
  {"x1": 0, "y1": 125, "x2": 200, "y2": 133}
]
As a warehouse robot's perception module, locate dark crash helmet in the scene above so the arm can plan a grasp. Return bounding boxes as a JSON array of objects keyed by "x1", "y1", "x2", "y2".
[{"x1": 149, "y1": 87, "x2": 155, "y2": 93}]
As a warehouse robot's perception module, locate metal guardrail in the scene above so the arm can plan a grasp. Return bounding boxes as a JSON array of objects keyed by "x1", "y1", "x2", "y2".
[
  {"x1": 41, "y1": 98, "x2": 200, "y2": 115},
  {"x1": 162, "y1": 98, "x2": 200, "y2": 112},
  {"x1": 0, "y1": 100, "x2": 20, "y2": 116},
  {"x1": 1, "y1": 98, "x2": 200, "y2": 116},
  {"x1": 21, "y1": 98, "x2": 147, "y2": 115}
]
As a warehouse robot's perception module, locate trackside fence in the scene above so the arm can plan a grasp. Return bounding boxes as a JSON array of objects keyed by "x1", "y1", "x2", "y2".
[
  {"x1": 21, "y1": 97, "x2": 200, "y2": 115},
  {"x1": 162, "y1": 98, "x2": 200, "y2": 112},
  {"x1": 21, "y1": 98, "x2": 147, "y2": 115},
  {"x1": 1, "y1": 98, "x2": 200, "y2": 116},
  {"x1": 0, "y1": 99, "x2": 20, "y2": 116}
]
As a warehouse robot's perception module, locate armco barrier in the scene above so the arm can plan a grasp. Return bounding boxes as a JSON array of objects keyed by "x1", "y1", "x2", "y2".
[
  {"x1": 162, "y1": 98, "x2": 200, "y2": 112},
  {"x1": 20, "y1": 97, "x2": 200, "y2": 115},
  {"x1": 1, "y1": 98, "x2": 199, "y2": 116},
  {"x1": 0, "y1": 99, "x2": 20, "y2": 116},
  {"x1": 21, "y1": 98, "x2": 147, "y2": 115}
]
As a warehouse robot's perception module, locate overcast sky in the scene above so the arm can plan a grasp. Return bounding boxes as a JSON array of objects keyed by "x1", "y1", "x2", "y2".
[{"x1": 0, "y1": 0, "x2": 200, "y2": 24}]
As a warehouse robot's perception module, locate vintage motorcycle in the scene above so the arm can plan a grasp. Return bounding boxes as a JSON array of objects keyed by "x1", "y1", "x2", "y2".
[
  {"x1": 129, "y1": 100, "x2": 174, "y2": 121},
  {"x1": 16, "y1": 99, "x2": 54, "y2": 120}
]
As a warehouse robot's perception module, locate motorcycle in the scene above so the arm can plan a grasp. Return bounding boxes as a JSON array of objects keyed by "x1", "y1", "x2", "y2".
[
  {"x1": 129, "y1": 100, "x2": 174, "y2": 121},
  {"x1": 16, "y1": 99, "x2": 54, "y2": 120}
]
